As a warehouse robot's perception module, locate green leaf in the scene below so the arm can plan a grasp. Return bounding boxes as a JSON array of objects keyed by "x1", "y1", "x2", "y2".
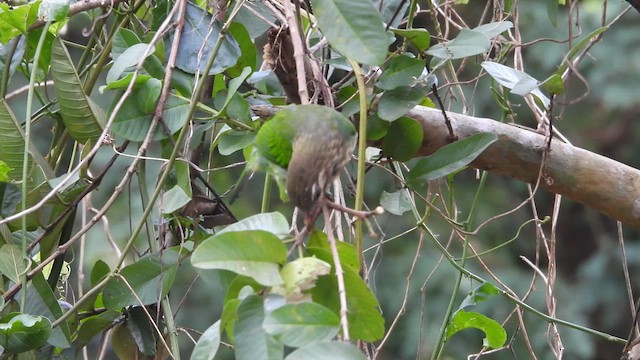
[
  {"x1": 125, "y1": 307, "x2": 157, "y2": 356},
  {"x1": 26, "y1": 273, "x2": 72, "y2": 348},
  {"x1": 309, "y1": 244, "x2": 384, "y2": 342},
  {"x1": 173, "y1": 2, "x2": 241, "y2": 75},
  {"x1": 217, "y1": 66, "x2": 253, "y2": 117},
  {"x1": 366, "y1": 113, "x2": 389, "y2": 140},
  {"x1": 459, "y1": 282, "x2": 501, "y2": 310},
  {"x1": 50, "y1": 37, "x2": 105, "y2": 143},
  {"x1": 136, "y1": 77, "x2": 162, "y2": 113},
  {"x1": 0, "y1": 313, "x2": 52, "y2": 354},
  {"x1": 161, "y1": 185, "x2": 191, "y2": 214},
  {"x1": 75, "y1": 310, "x2": 120, "y2": 348},
  {"x1": 191, "y1": 230, "x2": 287, "y2": 286},
  {"x1": 106, "y1": 43, "x2": 155, "y2": 84},
  {"x1": 446, "y1": 310, "x2": 507, "y2": 349},
  {"x1": 0, "y1": 3, "x2": 30, "y2": 43},
  {"x1": 376, "y1": 55, "x2": 426, "y2": 91},
  {"x1": 234, "y1": 295, "x2": 283, "y2": 360},
  {"x1": 471, "y1": 21, "x2": 513, "y2": 39},
  {"x1": 111, "y1": 28, "x2": 194, "y2": 96},
  {"x1": 426, "y1": 29, "x2": 490, "y2": 60},
  {"x1": 481, "y1": 61, "x2": 550, "y2": 107},
  {"x1": 407, "y1": 133, "x2": 498, "y2": 186},
  {"x1": 0, "y1": 100, "x2": 32, "y2": 181},
  {"x1": 0, "y1": 35, "x2": 26, "y2": 83},
  {"x1": 554, "y1": 27, "x2": 607, "y2": 77},
  {"x1": 0, "y1": 244, "x2": 28, "y2": 283},
  {"x1": 307, "y1": 231, "x2": 359, "y2": 272},
  {"x1": 378, "y1": 85, "x2": 430, "y2": 121},
  {"x1": 99, "y1": 73, "x2": 152, "y2": 93},
  {"x1": 382, "y1": 117, "x2": 423, "y2": 162},
  {"x1": 285, "y1": 341, "x2": 366, "y2": 360},
  {"x1": 0, "y1": 161, "x2": 10, "y2": 183},
  {"x1": 191, "y1": 320, "x2": 221, "y2": 360},
  {"x1": 90, "y1": 259, "x2": 110, "y2": 287},
  {"x1": 110, "y1": 94, "x2": 189, "y2": 142},
  {"x1": 540, "y1": 73, "x2": 564, "y2": 95},
  {"x1": 102, "y1": 249, "x2": 181, "y2": 310},
  {"x1": 226, "y1": 22, "x2": 257, "y2": 77},
  {"x1": 272, "y1": 257, "x2": 331, "y2": 302},
  {"x1": 218, "y1": 130, "x2": 255, "y2": 156},
  {"x1": 216, "y1": 212, "x2": 290, "y2": 239},
  {"x1": 379, "y1": 190, "x2": 412, "y2": 216},
  {"x1": 264, "y1": 303, "x2": 339, "y2": 347},
  {"x1": 310, "y1": 0, "x2": 387, "y2": 66},
  {"x1": 546, "y1": 0, "x2": 559, "y2": 26},
  {"x1": 37, "y1": 0, "x2": 69, "y2": 22},
  {"x1": 390, "y1": 28, "x2": 431, "y2": 52}
]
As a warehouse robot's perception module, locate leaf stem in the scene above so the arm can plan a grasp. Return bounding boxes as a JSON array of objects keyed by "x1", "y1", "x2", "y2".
[
  {"x1": 21, "y1": 21, "x2": 51, "y2": 311},
  {"x1": 346, "y1": 59, "x2": 367, "y2": 264}
]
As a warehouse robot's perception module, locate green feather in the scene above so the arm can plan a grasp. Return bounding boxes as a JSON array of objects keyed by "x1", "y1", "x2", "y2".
[{"x1": 231, "y1": 104, "x2": 356, "y2": 206}]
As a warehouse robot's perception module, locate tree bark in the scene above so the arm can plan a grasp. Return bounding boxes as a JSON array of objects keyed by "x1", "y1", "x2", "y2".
[{"x1": 408, "y1": 106, "x2": 640, "y2": 229}]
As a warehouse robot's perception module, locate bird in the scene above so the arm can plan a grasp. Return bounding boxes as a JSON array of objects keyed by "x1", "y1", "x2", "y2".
[{"x1": 236, "y1": 104, "x2": 357, "y2": 228}]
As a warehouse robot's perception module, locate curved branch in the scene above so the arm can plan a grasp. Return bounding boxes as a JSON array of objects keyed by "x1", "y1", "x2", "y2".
[{"x1": 408, "y1": 106, "x2": 640, "y2": 229}]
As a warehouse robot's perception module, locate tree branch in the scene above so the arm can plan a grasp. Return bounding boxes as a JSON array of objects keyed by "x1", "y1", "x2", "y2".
[{"x1": 408, "y1": 106, "x2": 640, "y2": 229}]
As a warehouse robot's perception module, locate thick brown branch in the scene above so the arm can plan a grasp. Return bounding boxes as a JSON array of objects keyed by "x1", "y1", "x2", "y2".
[
  {"x1": 409, "y1": 106, "x2": 640, "y2": 229},
  {"x1": 252, "y1": 103, "x2": 640, "y2": 228}
]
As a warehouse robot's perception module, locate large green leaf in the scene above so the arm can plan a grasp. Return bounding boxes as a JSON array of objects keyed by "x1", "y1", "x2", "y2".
[
  {"x1": 0, "y1": 3, "x2": 30, "y2": 43},
  {"x1": 172, "y1": 1, "x2": 241, "y2": 75},
  {"x1": 0, "y1": 313, "x2": 52, "y2": 354},
  {"x1": 102, "y1": 249, "x2": 182, "y2": 310},
  {"x1": 191, "y1": 320, "x2": 221, "y2": 360},
  {"x1": 426, "y1": 29, "x2": 490, "y2": 60},
  {"x1": 263, "y1": 303, "x2": 339, "y2": 347},
  {"x1": 216, "y1": 212, "x2": 290, "y2": 239},
  {"x1": 381, "y1": 116, "x2": 423, "y2": 162},
  {"x1": 310, "y1": 0, "x2": 387, "y2": 66},
  {"x1": 378, "y1": 85, "x2": 430, "y2": 121},
  {"x1": 226, "y1": 22, "x2": 257, "y2": 77},
  {"x1": 50, "y1": 37, "x2": 104, "y2": 143},
  {"x1": 26, "y1": 273, "x2": 72, "y2": 349},
  {"x1": 446, "y1": 310, "x2": 507, "y2": 349},
  {"x1": 391, "y1": 28, "x2": 431, "y2": 52},
  {"x1": 285, "y1": 341, "x2": 366, "y2": 360},
  {"x1": 377, "y1": 55, "x2": 426, "y2": 90},
  {"x1": 0, "y1": 244, "x2": 28, "y2": 283},
  {"x1": 308, "y1": 240, "x2": 384, "y2": 342},
  {"x1": 0, "y1": 100, "x2": 31, "y2": 181},
  {"x1": 110, "y1": 94, "x2": 189, "y2": 142},
  {"x1": 234, "y1": 295, "x2": 283, "y2": 360},
  {"x1": 191, "y1": 230, "x2": 287, "y2": 286},
  {"x1": 407, "y1": 132, "x2": 498, "y2": 186}
]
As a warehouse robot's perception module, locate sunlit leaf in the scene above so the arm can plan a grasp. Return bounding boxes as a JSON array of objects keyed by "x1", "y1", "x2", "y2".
[{"x1": 446, "y1": 310, "x2": 507, "y2": 349}]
